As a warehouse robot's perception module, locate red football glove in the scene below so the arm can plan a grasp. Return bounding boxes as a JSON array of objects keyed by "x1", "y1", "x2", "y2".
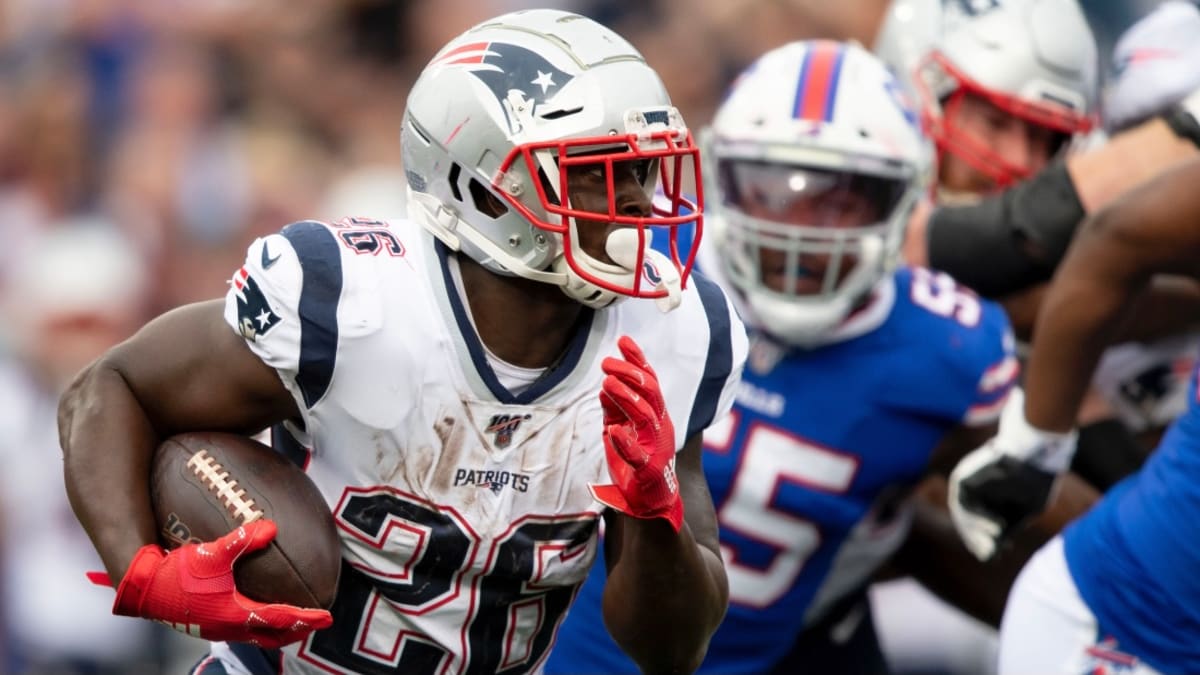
[
  {"x1": 589, "y1": 336, "x2": 684, "y2": 532},
  {"x1": 95, "y1": 519, "x2": 332, "y2": 648}
]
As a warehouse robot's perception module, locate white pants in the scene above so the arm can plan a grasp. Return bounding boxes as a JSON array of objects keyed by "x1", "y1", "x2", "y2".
[
  {"x1": 870, "y1": 578, "x2": 998, "y2": 675},
  {"x1": 998, "y1": 536, "x2": 1162, "y2": 675}
]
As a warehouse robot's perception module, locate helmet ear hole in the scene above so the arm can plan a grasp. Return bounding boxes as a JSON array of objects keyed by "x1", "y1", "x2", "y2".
[
  {"x1": 469, "y1": 178, "x2": 509, "y2": 219},
  {"x1": 448, "y1": 163, "x2": 465, "y2": 202}
]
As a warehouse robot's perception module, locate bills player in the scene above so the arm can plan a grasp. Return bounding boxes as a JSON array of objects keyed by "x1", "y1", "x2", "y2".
[
  {"x1": 546, "y1": 40, "x2": 1017, "y2": 675},
  {"x1": 58, "y1": 10, "x2": 747, "y2": 675},
  {"x1": 974, "y1": 156, "x2": 1200, "y2": 674}
]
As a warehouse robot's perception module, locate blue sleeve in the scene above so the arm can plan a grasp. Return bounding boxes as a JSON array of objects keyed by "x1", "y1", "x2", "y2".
[{"x1": 881, "y1": 267, "x2": 1018, "y2": 426}]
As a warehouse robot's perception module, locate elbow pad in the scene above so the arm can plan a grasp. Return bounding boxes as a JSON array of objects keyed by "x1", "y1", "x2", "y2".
[{"x1": 927, "y1": 162, "x2": 1084, "y2": 298}]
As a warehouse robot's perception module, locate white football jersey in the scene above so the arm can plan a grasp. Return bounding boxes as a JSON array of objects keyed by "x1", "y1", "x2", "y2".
[{"x1": 218, "y1": 216, "x2": 747, "y2": 675}]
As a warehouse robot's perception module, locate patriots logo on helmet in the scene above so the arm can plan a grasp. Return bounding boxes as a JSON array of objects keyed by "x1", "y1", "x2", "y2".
[{"x1": 432, "y1": 41, "x2": 575, "y2": 133}]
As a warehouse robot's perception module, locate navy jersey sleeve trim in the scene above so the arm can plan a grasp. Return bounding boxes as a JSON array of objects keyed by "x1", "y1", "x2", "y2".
[
  {"x1": 281, "y1": 221, "x2": 342, "y2": 408},
  {"x1": 227, "y1": 643, "x2": 281, "y2": 675},
  {"x1": 270, "y1": 422, "x2": 311, "y2": 470},
  {"x1": 688, "y1": 271, "x2": 733, "y2": 439}
]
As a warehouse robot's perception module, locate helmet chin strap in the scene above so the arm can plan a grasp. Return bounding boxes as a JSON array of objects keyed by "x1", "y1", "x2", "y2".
[
  {"x1": 408, "y1": 187, "x2": 567, "y2": 284},
  {"x1": 555, "y1": 228, "x2": 683, "y2": 312},
  {"x1": 411, "y1": 186, "x2": 683, "y2": 311}
]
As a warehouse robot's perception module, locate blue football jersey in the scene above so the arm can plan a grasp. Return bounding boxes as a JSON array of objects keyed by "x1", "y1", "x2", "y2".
[
  {"x1": 1064, "y1": 359, "x2": 1200, "y2": 674},
  {"x1": 546, "y1": 265, "x2": 1016, "y2": 675}
]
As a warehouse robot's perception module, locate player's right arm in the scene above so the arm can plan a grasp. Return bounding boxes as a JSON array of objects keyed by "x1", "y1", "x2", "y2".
[
  {"x1": 950, "y1": 156, "x2": 1200, "y2": 560},
  {"x1": 59, "y1": 226, "x2": 336, "y2": 644},
  {"x1": 59, "y1": 299, "x2": 298, "y2": 583},
  {"x1": 1024, "y1": 155, "x2": 1200, "y2": 431}
]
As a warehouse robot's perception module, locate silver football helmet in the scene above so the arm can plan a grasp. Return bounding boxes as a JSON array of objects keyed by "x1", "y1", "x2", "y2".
[
  {"x1": 705, "y1": 40, "x2": 932, "y2": 346},
  {"x1": 875, "y1": 0, "x2": 1098, "y2": 187},
  {"x1": 401, "y1": 9, "x2": 702, "y2": 310}
]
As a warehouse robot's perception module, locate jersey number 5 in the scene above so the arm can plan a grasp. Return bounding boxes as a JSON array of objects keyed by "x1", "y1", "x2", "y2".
[
  {"x1": 910, "y1": 267, "x2": 981, "y2": 327},
  {"x1": 707, "y1": 416, "x2": 859, "y2": 608}
]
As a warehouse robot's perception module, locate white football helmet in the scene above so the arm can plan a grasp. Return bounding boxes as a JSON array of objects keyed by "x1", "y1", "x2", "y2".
[
  {"x1": 401, "y1": 9, "x2": 702, "y2": 310},
  {"x1": 875, "y1": 0, "x2": 1098, "y2": 187},
  {"x1": 705, "y1": 40, "x2": 932, "y2": 346}
]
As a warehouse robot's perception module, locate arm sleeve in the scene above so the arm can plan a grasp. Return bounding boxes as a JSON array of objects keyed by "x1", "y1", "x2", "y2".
[
  {"x1": 962, "y1": 352, "x2": 1020, "y2": 426},
  {"x1": 885, "y1": 269, "x2": 1020, "y2": 426},
  {"x1": 927, "y1": 162, "x2": 1084, "y2": 297}
]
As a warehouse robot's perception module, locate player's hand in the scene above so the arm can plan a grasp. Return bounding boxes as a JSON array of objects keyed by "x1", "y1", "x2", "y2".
[
  {"x1": 948, "y1": 388, "x2": 1077, "y2": 561},
  {"x1": 104, "y1": 519, "x2": 333, "y2": 647},
  {"x1": 589, "y1": 336, "x2": 684, "y2": 532}
]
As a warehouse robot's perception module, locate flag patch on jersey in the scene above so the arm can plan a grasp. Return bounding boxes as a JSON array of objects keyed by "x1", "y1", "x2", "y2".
[{"x1": 232, "y1": 267, "x2": 281, "y2": 341}]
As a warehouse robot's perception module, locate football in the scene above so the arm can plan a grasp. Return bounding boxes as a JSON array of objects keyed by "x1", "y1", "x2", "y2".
[{"x1": 150, "y1": 431, "x2": 341, "y2": 609}]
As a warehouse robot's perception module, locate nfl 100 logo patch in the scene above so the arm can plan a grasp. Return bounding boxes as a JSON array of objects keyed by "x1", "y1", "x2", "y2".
[{"x1": 486, "y1": 413, "x2": 532, "y2": 449}]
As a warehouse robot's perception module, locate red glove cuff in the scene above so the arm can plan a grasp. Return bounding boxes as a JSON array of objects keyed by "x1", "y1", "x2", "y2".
[
  {"x1": 112, "y1": 544, "x2": 167, "y2": 618},
  {"x1": 589, "y1": 483, "x2": 684, "y2": 532}
]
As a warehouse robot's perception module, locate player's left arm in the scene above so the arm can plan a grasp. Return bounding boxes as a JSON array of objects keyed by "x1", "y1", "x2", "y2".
[
  {"x1": 589, "y1": 335, "x2": 728, "y2": 675},
  {"x1": 600, "y1": 432, "x2": 727, "y2": 675}
]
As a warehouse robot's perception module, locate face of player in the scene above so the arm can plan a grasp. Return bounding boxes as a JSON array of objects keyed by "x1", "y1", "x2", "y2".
[
  {"x1": 563, "y1": 156, "x2": 654, "y2": 264},
  {"x1": 752, "y1": 193, "x2": 879, "y2": 295},
  {"x1": 940, "y1": 92, "x2": 1060, "y2": 196},
  {"x1": 722, "y1": 162, "x2": 891, "y2": 295}
]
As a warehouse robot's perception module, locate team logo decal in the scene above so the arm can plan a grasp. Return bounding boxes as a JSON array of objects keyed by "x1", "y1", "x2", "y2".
[
  {"x1": 642, "y1": 260, "x2": 663, "y2": 286},
  {"x1": 160, "y1": 512, "x2": 202, "y2": 547},
  {"x1": 486, "y1": 413, "x2": 532, "y2": 449},
  {"x1": 746, "y1": 333, "x2": 787, "y2": 376},
  {"x1": 232, "y1": 266, "x2": 281, "y2": 341},
  {"x1": 1081, "y1": 638, "x2": 1138, "y2": 674},
  {"x1": 431, "y1": 41, "x2": 575, "y2": 133}
]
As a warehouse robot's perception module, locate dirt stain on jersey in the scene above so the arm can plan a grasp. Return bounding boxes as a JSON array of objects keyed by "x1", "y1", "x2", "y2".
[
  {"x1": 432, "y1": 412, "x2": 473, "y2": 494},
  {"x1": 521, "y1": 412, "x2": 595, "y2": 511},
  {"x1": 401, "y1": 444, "x2": 436, "y2": 494},
  {"x1": 372, "y1": 430, "x2": 404, "y2": 485}
]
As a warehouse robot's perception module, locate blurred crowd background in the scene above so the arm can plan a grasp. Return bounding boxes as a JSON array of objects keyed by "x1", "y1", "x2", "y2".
[{"x1": 0, "y1": 0, "x2": 1167, "y2": 673}]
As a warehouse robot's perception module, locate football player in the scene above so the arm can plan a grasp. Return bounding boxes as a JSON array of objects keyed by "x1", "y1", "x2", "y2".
[
  {"x1": 546, "y1": 40, "x2": 1017, "y2": 675},
  {"x1": 881, "y1": 3, "x2": 1200, "y2": 672},
  {"x1": 58, "y1": 10, "x2": 747, "y2": 675},
  {"x1": 992, "y1": 154, "x2": 1200, "y2": 675},
  {"x1": 875, "y1": 0, "x2": 1097, "y2": 202}
]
